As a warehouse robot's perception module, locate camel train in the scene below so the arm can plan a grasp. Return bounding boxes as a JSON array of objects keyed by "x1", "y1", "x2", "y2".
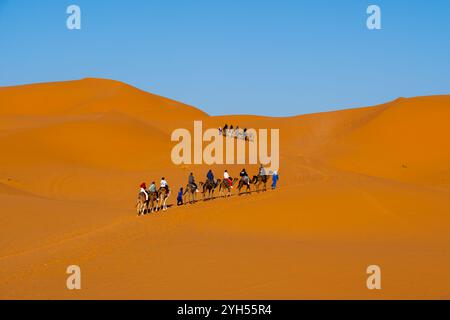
[
  {"x1": 136, "y1": 169, "x2": 275, "y2": 216},
  {"x1": 136, "y1": 182, "x2": 170, "y2": 216}
]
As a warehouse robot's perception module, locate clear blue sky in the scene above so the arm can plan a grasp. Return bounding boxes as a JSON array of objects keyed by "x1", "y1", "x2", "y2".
[{"x1": 1, "y1": 0, "x2": 450, "y2": 116}]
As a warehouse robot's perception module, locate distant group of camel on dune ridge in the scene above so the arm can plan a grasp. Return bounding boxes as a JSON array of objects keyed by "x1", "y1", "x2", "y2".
[{"x1": 136, "y1": 167, "x2": 279, "y2": 216}]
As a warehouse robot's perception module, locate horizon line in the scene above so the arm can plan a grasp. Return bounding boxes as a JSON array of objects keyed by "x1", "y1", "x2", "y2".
[{"x1": 2, "y1": 77, "x2": 449, "y2": 119}]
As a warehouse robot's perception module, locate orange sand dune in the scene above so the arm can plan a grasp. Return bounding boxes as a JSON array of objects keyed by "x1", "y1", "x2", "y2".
[{"x1": 0, "y1": 79, "x2": 449, "y2": 299}]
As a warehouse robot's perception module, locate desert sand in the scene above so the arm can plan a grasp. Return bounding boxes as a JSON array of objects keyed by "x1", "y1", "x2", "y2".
[{"x1": 0, "y1": 78, "x2": 449, "y2": 299}]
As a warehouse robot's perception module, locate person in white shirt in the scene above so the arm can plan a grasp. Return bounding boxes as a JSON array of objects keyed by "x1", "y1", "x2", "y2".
[
  {"x1": 224, "y1": 170, "x2": 233, "y2": 188},
  {"x1": 160, "y1": 177, "x2": 169, "y2": 192}
]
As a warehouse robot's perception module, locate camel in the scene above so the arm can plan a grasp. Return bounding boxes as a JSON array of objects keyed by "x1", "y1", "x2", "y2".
[
  {"x1": 158, "y1": 187, "x2": 170, "y2": 211},
  {"x1": 136, "y1": 191, "x2": 148, "y2": 216},
  {"x1": 218, "y1": 177, "x2": 238, "y2": 198},
  {"x1": 199, "y1": 179, "x2": 219, "y2": 200},
  {"x1": 237, "y1": 177, "x2": 251, "y2": 195},
  {"x1": 148, "y1": 190, "x2": 159, "y2": 213},
  {"x1": 183, "y1": 184, "x2": 198, "y2": 204},
  {"x1": 251, "y1": 175, "x2": 268, "y2": 192}
]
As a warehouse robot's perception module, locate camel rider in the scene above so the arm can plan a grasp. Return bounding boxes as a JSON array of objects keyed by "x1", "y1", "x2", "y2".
[
  {"x1": 223, "y1": 124, "x2": 228, "y2": 136},
  {"x1": 240, "y1": 168, "x2": 250, "y2": 185},
  {"x1": 259, "y1": 164, "x2": 267, "y2": 182},
  {"x1": 148, "y1": 181, "x2": 157, "y2": 200},
  {"x1": 149, "y1": 181, "x2": 157, "y2": 194},
  {"x1": 207, "y1": 169, "x2": 214, "y2": 183},
  {"x1": 140, "y1": 183, "x2": 149, "y2": 201},
  {"x1": 160, "y1": 177, "x2": 169, "y2": 193},
  {"x1": 259, "y1": 164, "x2": 266, "y2": 176},
  {"x1": 224, "y1": 170, "x2": 233, "y2": 188},
  {"x1": 188, "y1": 172, "x2": 199, "y2": 192}
]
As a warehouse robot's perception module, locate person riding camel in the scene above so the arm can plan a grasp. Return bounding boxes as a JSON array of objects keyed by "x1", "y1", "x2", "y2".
[
  {"x1": 224, "y1": 170, "x2": 233, "y2": 188},
  {"x1": 160, "y1": 177, "x2": 169, "y2": 193},
  {"x1": 140, "y1": 182, "x2": 148, "y2": 196},
  {"x1": 140, "y1": 183, "x2": 149, "y2": 202},
  {"x1": 259, "y1": 164, "x2": 266, "y2": 176},
  {"x1": 149, "y1": 181, "x2": 158, "y2": 200},
  {"x1": 240, "y1": 168, "x2": 250, "y2": 185},
  {"x1": 207, "y1": 169, "x2": 215, "y2": 183},
  {"x1": 149, "y1": 181, "x2": 156, "y2": 193},
  {"x1": 258, "y1": 164, "x2": 267, "y2": 182},
  {"x1": 188, "y1": 172, "x2": 199, "y2": 193}
]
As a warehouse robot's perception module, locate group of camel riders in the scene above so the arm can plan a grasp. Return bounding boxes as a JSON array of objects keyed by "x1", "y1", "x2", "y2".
[
  {"x1": 137, "y1": 164, "x2": 279, "y2": 215},
  {"x1": 139, "y1": 178, "x2": 168, "y2": 203},
  {"x1": 219, "y1": 124, "x2": 251, "y2": 140}
]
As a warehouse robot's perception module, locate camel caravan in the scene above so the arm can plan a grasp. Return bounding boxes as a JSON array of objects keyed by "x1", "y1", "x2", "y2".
[{"x1": 136, "y1": 165, "x2": 279, "y2": 216}]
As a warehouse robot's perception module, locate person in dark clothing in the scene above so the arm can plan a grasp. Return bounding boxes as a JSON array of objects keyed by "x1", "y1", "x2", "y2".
[
  {"x1": 207, "y1": 169, "x2": 214, "y2": 183},
  {"x1": 240, "y1": 168, "x2": 250, "y2": 185},
  {"x1": 177, "y1": 187, "x2": 184, "y2": 205},
  {"x1": 223, "y1": 124, "x2": 229, "y2": 137},
  {"x1": 271, "y1": 171, "x2": 279, "y2": 190}
]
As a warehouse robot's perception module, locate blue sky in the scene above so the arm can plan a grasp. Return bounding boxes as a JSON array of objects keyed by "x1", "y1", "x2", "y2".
[{"x1": 1, "y1": 0, "x2": 450, "y2": 116}]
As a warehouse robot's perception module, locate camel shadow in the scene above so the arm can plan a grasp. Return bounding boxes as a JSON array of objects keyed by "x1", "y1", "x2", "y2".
[
  {"x1": 143, "y1": 204, "x2": 174, "y2": 215},
  {"x1": 200, "y1": 187, "x2": 267, "y2": 200}
]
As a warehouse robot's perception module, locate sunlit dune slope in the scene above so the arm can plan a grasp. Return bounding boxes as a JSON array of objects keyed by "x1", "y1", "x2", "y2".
[
  {"x1": 0, "y1": 78, "x2": 207, "y2": 125},
  {"x1": 322, "y1": 96, "x2": 450, "y2": 188}
]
